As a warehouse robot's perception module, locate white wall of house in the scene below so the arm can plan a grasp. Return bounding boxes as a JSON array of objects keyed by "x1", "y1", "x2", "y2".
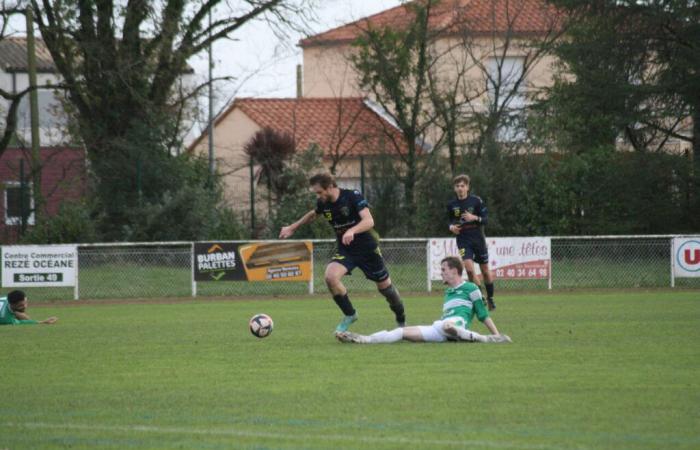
[
  {"x1": 192, "y1": 107, "x2": 261, "y2": 215},
  {"x1": 0, "y1": 69, "x2": 67, "y2": 146},
  {"x1": 302, "y1": 44, "x2": 363, "y2": 98}
]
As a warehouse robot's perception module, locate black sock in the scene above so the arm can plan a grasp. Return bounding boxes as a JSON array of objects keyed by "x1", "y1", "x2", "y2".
[
  {"x1": 485, "y1": 283, "x2": 494, "y2": 299},
  {"x1": 379, "y1": 284, "x2": 405, "y2": 323},
  {"x1": 332, "y1": 293, "x2": 355, "y2": 316}
]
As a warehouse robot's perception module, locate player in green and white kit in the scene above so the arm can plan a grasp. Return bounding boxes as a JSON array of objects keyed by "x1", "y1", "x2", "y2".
[
  {"x1": 336, "y1": 256, "x2": 510, "y2": 344},
  {"x1": 0, "y1": 290, "x2": 57, "y2": 325}
]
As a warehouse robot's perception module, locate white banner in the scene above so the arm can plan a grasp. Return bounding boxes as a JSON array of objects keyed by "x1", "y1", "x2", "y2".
[
  {"x1": 2, "y1": 245, "x2": 78, "y2": 287},
  {"x1": 672, "y1": 237, "x2": 700, "y2": 278},
  {"x1": 429, "y1": 237, "x2": 551, "y2": 281}
]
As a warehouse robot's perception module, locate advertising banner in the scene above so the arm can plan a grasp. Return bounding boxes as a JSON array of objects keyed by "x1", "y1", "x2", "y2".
[
  {"x1": 194, "y1": 241, "x2": 312, "y2": 282},
  {"x1": 2, "y1": 245, "x2": 78, "y2": 287},
  {"x1": 672, "y1": 237, "x2": 700, "y2": 278},
  {"x1": 429, "y1": 237, "x2": 551, "y2": 281}
]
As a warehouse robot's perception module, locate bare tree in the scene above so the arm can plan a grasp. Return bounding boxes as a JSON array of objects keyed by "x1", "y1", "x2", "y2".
[
  {"x1": 323, "y1": 98, "x2": 374, "y2": 175},
  {"x1": 351, "y1": 0, "x2": 442, "y2": 223}
]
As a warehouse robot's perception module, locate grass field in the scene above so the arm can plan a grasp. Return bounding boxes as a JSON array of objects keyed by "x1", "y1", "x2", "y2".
[{"x1": 1, "y1": 291, "x2": 699, "y2": 449}]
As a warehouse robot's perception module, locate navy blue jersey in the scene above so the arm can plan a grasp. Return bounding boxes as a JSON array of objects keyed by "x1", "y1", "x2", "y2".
[
  {"x1": 447, "y1": 194, "x2": 488, "y2": 237},
  {"x1": 316, "y1": 189, "x2": 378, "y2": 251}
]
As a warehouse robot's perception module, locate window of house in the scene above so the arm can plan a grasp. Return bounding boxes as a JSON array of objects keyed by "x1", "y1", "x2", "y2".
[
  {"x1": 4, "y1": 182, "x2": 35, "y2": 226},
  {"x1": 486, "y1": 56, "x2": 527, "y2": 142},
  {"x1": 17, "y1": 89, "x2": 66, "y2": 129}
]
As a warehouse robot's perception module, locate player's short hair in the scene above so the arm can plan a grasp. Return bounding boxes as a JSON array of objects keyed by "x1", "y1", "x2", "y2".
[
  {"x1": 309, "y1": 173, "x2": 337, "y2": 189},
  {"x1": 452, "y1": 174, "x2": 470, "y2": 186},
  {"x1": 7, "y1": 290, "x2": 26, "y2": 304},
  {"x1": 441, "y1": 256, "x2": 463, "y2": 276}
]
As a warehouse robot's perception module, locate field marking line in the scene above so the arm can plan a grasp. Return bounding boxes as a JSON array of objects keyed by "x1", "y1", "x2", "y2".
[{"x1": 1, "y1": 421, "x2": 570, "y2": 450}]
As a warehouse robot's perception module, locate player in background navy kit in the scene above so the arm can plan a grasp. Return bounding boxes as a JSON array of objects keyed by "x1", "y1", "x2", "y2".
[
  {"x1": 447, "y1": 174, "x2": 496, "y2": 310},
  {"x1": 279, "y1": 173, "x2": 406, "y2": 333}
]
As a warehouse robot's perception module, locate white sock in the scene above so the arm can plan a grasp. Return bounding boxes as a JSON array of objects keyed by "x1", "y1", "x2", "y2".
[
  {"x1": 457, "y1": 328, "x2": 488, "y2": 343},
  {"x1": 368, "y1": 328, "x2": 404, "y2": 344}
]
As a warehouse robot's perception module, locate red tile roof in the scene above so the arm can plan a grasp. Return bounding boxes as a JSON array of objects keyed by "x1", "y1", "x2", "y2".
[
  {"x1": 300, "y1": 0, "x2": 562, "y2": 47},
  {"x1": 189, "y1": 97, "x2": 409, "y2": 157}
]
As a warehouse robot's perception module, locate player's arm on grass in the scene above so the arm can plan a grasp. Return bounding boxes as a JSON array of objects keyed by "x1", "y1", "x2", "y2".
[
  {"x1": 342, "y1": 208, "x2": 374, "y2": 245},
  {"x1": 475, "y1": 298, "x2": 500, "y2": 335},
  {"x1": 279, "y1": 210, "x2": 317, "y2": 238},
  {"x1": 13, "y1": 313, "x2": 57, "y2": 325}
]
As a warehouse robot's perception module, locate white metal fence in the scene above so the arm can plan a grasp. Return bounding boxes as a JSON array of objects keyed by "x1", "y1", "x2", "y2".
[{"x1": 4, "y1": 235, "x2": 699, "y2": 301}]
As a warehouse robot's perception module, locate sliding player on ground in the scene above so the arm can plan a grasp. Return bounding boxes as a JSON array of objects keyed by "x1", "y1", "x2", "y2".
[{"x1": 335, "y1": 256, "x2": 510, "y2": 344}]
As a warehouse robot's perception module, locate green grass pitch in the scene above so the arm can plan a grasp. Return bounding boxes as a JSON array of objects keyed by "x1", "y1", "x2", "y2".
[{"x1": 1, "y1": 291, "x2": 699, "y2": 449}]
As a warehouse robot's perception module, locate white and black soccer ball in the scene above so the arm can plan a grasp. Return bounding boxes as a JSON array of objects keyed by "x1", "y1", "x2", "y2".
[{"x1": 249, "y1": 313, "x2": 274, "y2": 338}]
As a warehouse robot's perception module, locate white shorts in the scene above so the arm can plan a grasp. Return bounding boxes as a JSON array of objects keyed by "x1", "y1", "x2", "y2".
[{"x1": 417, "y1": 319, "x2": 463, "y2": 343}]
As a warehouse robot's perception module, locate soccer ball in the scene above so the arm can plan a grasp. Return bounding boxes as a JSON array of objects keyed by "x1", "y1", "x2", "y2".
[{"x1": 249, "y1": 313, "x2": 274, "y2": 338}]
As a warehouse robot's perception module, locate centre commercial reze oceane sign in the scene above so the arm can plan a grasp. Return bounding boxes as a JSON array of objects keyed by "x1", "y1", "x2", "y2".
[{"x1": 193, "y1": 242, "x2": 313, "y2": 282}]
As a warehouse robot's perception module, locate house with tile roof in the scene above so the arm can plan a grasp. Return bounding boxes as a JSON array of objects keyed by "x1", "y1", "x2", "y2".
[
  {"x1": 188, "y1": 97, "x2": 409, "y2": 221},
  {"x1": 299, "y1": 0, "x2": 692, "y2": 156},
  {"x1": 296, "y1": 0, "x2": 568, "y2": 160},
  {"x1": 300, "y1": 0, "x2": 562, "y2": 100}
]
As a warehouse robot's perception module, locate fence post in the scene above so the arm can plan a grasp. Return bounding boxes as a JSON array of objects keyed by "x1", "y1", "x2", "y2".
[
  {"x1": 426, "y1": 240, "x2": 432, "y2": 292},
  {"x1": 74, "y1": 247, "x2": 79, "y2": 300},
  {"x1": 191, "y1": 242, "x2": 197, "y2": 297},
  {"x1": 308, "y1": 244, "x2": 314, "y2": 295},
  {"x1": 670, "y1": 237, "x2": 675, "y2": 288},
  {"x1": 548, "y1": 239, "x2": 553, "y2": 290}
]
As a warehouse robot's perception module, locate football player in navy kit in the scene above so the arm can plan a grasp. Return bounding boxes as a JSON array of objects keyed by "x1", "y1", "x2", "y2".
[
  {"x1": 447, "y1": 174, "x2": 496, "y2": 310},
  {"x1": 280, "y1": 173, "x2": 406, "y2": 333}
]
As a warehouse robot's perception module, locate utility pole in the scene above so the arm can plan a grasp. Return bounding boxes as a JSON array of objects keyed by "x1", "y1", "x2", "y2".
[
  {"x1": 207, "y1": 10, "x2": 215, "y2": 179},
  {"x1": 26, "y1": 6, "x2": 43, "y2": 222}
]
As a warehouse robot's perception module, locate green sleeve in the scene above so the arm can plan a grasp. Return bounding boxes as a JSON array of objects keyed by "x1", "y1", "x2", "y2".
[
  {"x1": 16, "y1": 319, "x2": 39, "y2": 325},
  {"x1": 474, "y1": 298, "x2": 489, "y2": 322}
]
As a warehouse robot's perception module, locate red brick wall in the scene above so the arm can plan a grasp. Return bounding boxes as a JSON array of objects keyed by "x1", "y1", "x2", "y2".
[{"x1": 0, "y1": 146, "x2": 86, "y2": 243}]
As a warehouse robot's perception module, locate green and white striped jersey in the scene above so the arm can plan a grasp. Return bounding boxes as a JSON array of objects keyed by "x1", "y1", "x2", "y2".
[
  {"x1": 0, "y1": 296, "x2": 37, "y2": 325},
  {"x1": 441, "y1": 281, "x2": 489, "y2": 329}
]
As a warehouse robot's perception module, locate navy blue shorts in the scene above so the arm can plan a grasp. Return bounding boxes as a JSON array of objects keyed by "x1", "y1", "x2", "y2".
[
  {"x1": 457, "y1": 235, "x2": 489, "y2": 265},
  {"x1": 331, "y1": 246, "x2": 390, "y2": 282}
]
